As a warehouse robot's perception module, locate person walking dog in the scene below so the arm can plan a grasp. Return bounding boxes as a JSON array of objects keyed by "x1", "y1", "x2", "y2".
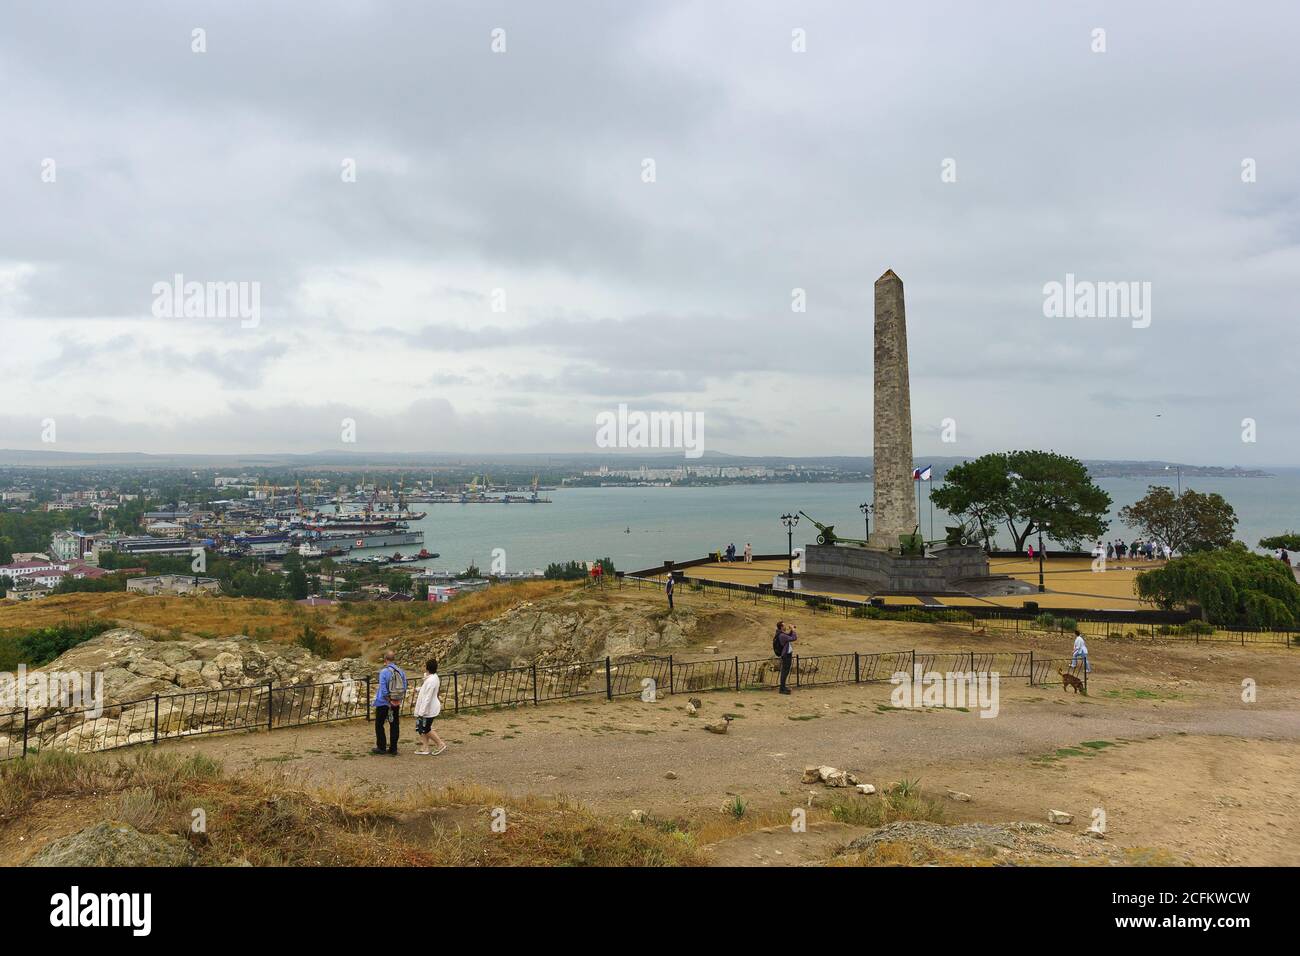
[
  {"x1": 372, "y1": 650, "x2": 407, "y2": 756},
  {"x1": 1071, "y1": 631, "x2": 1092, "y2": 674}
]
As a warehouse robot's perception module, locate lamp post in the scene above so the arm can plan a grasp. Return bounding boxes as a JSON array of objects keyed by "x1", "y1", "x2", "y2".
[
  {"x1": 859, "y1": 502, "x2": 872, "y2": 540},
  {"x1": 1165, "y1": 464, "x2": 1181, "y2": 497},
  {"x1": 780, "y1": 512, "x2": 799, "y2": 587},
  {"x1": 1037, "y1": 520, "x2": 1051, "y2": 593}
]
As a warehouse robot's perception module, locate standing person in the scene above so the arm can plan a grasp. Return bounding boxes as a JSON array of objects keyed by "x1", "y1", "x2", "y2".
[
  {"x1": 371, "y1": 651, "x2": 407, "y2": 756},
  {"x1": 1071, "y1": 631, "x2": 1092, "y2": 673},
  {"x1": 414, "y1": 659, "x2": 447, "y2": 756},
  {"x1": 776, "y1": 622, "x2": 797, "y2": 694},
  {"x1": 1027, "y1": 543, "x2": 1034, "y2": 560},
  {"x1": 665, "y1": 571, "x2": 675, "y2": 610},
  {"x1": 1281, "y1": 549, "x2": 1291, "y2": 567},
  {"x1": 744, "y1": 542, "x2": 752, "y2": 563}
]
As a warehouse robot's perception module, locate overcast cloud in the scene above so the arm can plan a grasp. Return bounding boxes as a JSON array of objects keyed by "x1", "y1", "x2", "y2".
[{"x1": 2, "y1": 0, "x2": 1297, "y2": 463}]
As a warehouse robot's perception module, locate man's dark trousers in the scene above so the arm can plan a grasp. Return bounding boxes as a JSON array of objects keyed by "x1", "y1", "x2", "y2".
[
  {"x1": 779, "y1": 653, "x2": 792, "y2": 691},
  {"x1": 375, "y1": 704, "x2": 399, "y2": 753}
]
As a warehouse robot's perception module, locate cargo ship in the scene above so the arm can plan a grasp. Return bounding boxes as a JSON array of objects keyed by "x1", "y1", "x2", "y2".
[{"x1": 308, "y1": 529, "x2": 424, "y2": 552}]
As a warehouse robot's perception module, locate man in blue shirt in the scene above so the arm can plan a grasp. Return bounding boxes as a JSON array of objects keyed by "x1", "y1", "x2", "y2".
[{"x1": 372, "y1": 650, "x2": 407, "y2": 755}]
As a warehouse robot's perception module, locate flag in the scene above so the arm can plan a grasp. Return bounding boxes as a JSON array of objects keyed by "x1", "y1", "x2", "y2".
[{"x1": 912, "y1": 465, "x2": 932, "y2": 481}]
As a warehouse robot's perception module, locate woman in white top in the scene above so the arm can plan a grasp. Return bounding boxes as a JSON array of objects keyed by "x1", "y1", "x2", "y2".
[{"x1": 414, "y1": 659, "x2": 447, "y2": 755}]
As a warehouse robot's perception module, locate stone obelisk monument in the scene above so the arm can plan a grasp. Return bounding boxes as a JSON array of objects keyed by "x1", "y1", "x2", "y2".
[{"x1": 868, "y1": 269, "x2": 918, "y2": 549}]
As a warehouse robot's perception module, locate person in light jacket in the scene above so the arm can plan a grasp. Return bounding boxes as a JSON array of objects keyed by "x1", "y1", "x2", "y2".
[
  {"x1": 413, "y1": 659, "x2": 447, "y2": 755},
  {"x1": 1072, "y1": 632, "x2": 1092, "y2": 674}
]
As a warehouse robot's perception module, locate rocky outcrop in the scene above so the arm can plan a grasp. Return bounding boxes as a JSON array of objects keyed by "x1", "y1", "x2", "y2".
[
  {"x1": 0, "y1": 629, "x2": 364, "y2": 755},
  {"x1": 24, "y1": 821, "x2": 194, "y2": 867},
  {"x1": 397, "y1": 596, "x2": 701, "y2": 671},
  {"x1": 34, "y1": 628, "x2": 363, "y2": 704}
]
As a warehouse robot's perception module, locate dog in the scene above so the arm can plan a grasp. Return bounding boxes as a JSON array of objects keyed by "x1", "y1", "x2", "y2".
[{"x1": 1058, "y1": 669, "x2": 1086, "y2": 695}]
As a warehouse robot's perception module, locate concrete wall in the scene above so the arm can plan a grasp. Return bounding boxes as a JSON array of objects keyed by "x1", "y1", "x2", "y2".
[{"x1": 803, "y1": 543, "x2": 989, "y2": 594}]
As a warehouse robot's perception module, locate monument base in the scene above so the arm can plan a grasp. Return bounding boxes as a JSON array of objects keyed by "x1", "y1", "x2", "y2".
[{"x1": 802, "y1": 543, "x2": 999, "y2": 596}]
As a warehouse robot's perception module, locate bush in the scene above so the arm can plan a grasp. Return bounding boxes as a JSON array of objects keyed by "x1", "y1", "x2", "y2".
[
  {"x1": 1137, "y1": 547, "x2": 1300, "y2": 627},
  {"x1": 12, "y1": 620, "x2": 114, "y2": 667},
  {"x1": 294, "y1": 623, "x2": 334, "y2": 659}
]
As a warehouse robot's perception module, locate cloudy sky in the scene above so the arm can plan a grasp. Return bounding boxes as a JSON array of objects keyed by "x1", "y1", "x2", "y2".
[{"x1": 2, "y1": 1, "x2": 1297, "y2": 464}]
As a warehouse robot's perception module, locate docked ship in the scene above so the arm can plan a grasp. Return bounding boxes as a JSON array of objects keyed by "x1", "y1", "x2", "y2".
[{"x1": 307, "y1": 529, "x2": 425, "y2": 552}]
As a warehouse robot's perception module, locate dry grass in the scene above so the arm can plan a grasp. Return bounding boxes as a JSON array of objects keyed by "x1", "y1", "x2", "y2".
[
  {"x1": 0, "y1": 749, "x2": 703, "y2": 867},
  {"x1": 0, "y1": 581, "x2": 579, "y2": 661},
  {"x1": 824, "y1": 780, "x2": 948, "y2": 828}
]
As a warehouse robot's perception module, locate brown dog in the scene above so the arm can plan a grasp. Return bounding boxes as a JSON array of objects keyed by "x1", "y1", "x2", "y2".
[{"x1": 1058, "y1": 669, "x2": 1086, "y2": 695}]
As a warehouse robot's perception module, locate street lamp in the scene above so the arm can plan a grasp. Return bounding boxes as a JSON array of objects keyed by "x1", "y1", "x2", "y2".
[
  {"x1": 1037, "y1": 520, "x2": 1051, "y2": 593},
  {"x1": 780, "y1": 512, "x2": 799, "y2": 587},
  {"x1": 859, "y1": 502, "x2": 872, "y2": 540},
  {"x1": 1165, "y1": 464, "x2": 1181, "y2": 497}
]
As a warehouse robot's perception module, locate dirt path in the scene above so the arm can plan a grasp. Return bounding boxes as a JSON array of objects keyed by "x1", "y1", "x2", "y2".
[{"x1": 155, "y1": 674, "x2": 1300, "y2": 866}]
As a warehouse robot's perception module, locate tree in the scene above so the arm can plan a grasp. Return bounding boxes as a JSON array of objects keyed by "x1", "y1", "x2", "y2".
[
  {"x1": 1260, "y1": 533, "x2": 1300, "y2": 552},
  {"x1": 930, "y1": 451, "x2": 1110, "y2": 551},
  {"x1": 285, "y1": 565, "x2": 310, "y2": 600},
  {"x1": 1120, "y1": 486, "x2": 1238, "y2": 555},
  {"x1": 1137, "y1": 546, "x2": 1300, "y2": 627}
]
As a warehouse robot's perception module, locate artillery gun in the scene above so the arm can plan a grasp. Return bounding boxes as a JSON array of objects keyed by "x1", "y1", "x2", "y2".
[{"x1": 798, "y1": 511, "x2": 868, "y2": 547}]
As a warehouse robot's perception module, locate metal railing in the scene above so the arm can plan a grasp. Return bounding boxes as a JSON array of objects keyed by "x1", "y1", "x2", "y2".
[
  {"x1": 974, "y1": 615, "x2": 1297, "y2": 647},
  {"x1": 0, "y1": 644, "x2": 1075, "y2": 762}
]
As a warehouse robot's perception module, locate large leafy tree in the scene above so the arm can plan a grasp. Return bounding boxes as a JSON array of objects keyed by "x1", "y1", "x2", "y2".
[
  {"x1": 1260, "y1": 533, "x2": 1300, "y2": 552},
  {"x1": 930, "y1": 450, "x2": 1110, "y2": 551},
  {"x1": 1137, "y1": 545, "x2": 1300, "y2": 627},
  {"x1": 1119, "y1": 486, "x2": 1237, "y2": 554}
]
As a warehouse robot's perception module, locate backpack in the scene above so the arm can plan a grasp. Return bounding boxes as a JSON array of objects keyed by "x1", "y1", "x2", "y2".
[
  {"x1": 773, "y1": 633, "x2": 784, "y2": 657},
  {"x1": 383, "y1": 664, "x2": 408, "y2": 706}
]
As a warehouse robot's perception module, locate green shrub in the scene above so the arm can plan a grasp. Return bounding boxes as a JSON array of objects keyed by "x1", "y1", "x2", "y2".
[
  {"x1": 1137, "y1": 547, "x2": 1300, "y2": 627},
  {"x1": 295, "y1": 623, "x2": 334, "y2": 658},
  {"x1": 10, "y1": 620, "x2": 114, "y2": 668}
]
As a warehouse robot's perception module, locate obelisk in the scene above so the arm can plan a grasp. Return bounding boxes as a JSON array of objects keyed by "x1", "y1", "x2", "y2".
[{"x1": 868, "y1": 269, "x2": 918, "y2": 549}]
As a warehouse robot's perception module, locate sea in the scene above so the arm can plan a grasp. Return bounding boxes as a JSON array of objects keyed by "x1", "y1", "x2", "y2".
[{"x1": 395, "y1": 470, "x2": 1300, "y2": 576}]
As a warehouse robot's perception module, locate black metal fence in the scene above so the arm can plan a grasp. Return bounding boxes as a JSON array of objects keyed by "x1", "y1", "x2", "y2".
[
  {"x1": 0, "y1": 645, "x2": 1080, "y2": 763},
  {"x1": 974, "y1": 614, "x2": 1297, "y2": 647},
  {"x1": 618, "y1": 574, "x2": 1298, "y2": 645}
]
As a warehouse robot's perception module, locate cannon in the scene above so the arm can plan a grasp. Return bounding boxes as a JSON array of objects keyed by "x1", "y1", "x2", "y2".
[{"x1": 798, "y1": 511, "x2": 867, "y2": 547}]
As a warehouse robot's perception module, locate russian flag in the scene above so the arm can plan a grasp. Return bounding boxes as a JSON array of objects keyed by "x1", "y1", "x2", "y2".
[{"x1": 912, "y1": 465, "x2": 932, "y2": 481}]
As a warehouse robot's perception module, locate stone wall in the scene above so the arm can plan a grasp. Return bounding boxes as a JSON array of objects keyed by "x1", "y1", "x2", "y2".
[{"x1": 803, "y1": 544, "x2": 989, "y2": 594}]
